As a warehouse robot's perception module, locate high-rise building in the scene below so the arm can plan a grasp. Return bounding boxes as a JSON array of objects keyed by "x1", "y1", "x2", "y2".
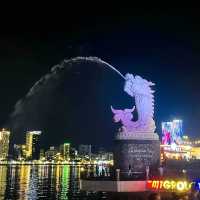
[
  {"x1": 59, "y1": 143, "x2": 70, "y2": 161},
  {"x1": 25, "y1": 131, "x2": 41, "y2": 160},
  {"x1": 0, "y1": 129, "x2": 10, "y2": 160},
  {"x1": 161, "y1": 119, "x2": 183, "y2": 145},
  {"x1": 70, "y1": 147, "x2": 78, "y2": 160},
  {"x1": 78, "y1": 144, "x2": 92, "y2": 158},
  {"x1": 39, "y1": 149, "x2": 45, "y2": 160},
  {"x1": 13, "y1": 144, "x2": 26, "y2": 160},
  {"x1": 63, "y1": 143, "x2": 70, "y2": 160},
  {"x1": 45, "y1": 146, "x2": 58, "y2": 160}
]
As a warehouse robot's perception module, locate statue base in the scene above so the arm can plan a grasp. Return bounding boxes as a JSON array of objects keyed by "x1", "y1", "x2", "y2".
[
  {"x1": 116, "y1": 131, "x2": 159, "y2": 140},
  {"x1": 114, "y1": 133, "x2": 160, "y2": 177}
]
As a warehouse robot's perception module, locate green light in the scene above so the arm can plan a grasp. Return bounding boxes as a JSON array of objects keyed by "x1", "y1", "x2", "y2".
[{"x1": 60, "y1": 165, "x2": 70, "y2": 199}]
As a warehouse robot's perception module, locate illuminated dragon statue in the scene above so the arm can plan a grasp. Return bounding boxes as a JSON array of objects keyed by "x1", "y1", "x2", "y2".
[{"x1": 111, "y1": 73, "x2": 156, "y2": 135}]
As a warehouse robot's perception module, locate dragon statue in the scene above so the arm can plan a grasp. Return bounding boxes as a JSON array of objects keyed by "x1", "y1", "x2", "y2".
[{"x1": 111, "y1": 73, "x2": 156, "y2": 134}]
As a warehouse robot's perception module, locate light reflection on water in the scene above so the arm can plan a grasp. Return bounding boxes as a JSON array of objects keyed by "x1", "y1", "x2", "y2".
[{"x1": 0, "y1": 165, "x2": 89, "y2": 200}]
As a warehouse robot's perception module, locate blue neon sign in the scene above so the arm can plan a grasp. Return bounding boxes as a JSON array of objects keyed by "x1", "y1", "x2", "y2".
[{"x1": 193, "y1": 180, "x2": 200, "y2": 191}]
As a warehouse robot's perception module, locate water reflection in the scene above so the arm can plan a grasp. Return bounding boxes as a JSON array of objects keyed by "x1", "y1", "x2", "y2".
[
  {"x1": 60, "y1": 165, "x2": 69, "y2": 199},
  {"x1": 0, "y1": 166, "x2": 7, "y2": 200},
  {"x1": 0, "y1": 164, "x2": 112, "y2": 199},
  {"x1": 0, "y1": 165, "x2": 80, "y2": 200},
  {"x1": 27, "y1": 166, "x2": 37, "y2": 200}
]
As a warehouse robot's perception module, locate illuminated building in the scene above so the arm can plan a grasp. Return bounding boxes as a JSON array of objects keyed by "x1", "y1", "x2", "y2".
[
  {"x1": 60, "y1": 143, "x2": 70, "y2": 161},
  {"x1": 70, "y1": 147, "x2": 78, "y2": 160},
  {"x1": 39, "y1": 149, "x2": 45, "y2": 160},
  {"x1": 182, "y1": 135, "x2": 190, "y2": 144},
  {"x1": 182, "y1": 135, "x2": 200, "y2": 146},
  {"x1": 25, "y1": 131, "x2": 41, "y2": 160},
  {"x1": 181, "y1": 136, "x2": 200, "y2": 159},
  {"x1": 14, "y1": 144, "x2": 26, "y2": 160},
  {"x1": 160, "y1": 144, "x2": 192, "y2": 161},
  {"x1": 63, "y1": 143, "x2": 70, "y2": 160},
  {"x1": 104, "y1": 152, "x2": 113, "y2": 161},
  {"x1": 0, "y1": 129, "x2": 10, "y2": 160},
  {"x1": 98, "y1": 151, "x2": 113, "y2": 161},
  {"x1": 193, "y1": 140, "x2": 200, "y2": 146},
  {"x1": 45, "y1": 146, "x2": 57, "y2": 160},
  {"x1": 160, "y1": 120, "x2": 195, "y2": 161},
  {"x1": 172, "y1": 119, "x2": 183, "y2": 144},
  {"x1": 161, "y1": 120, "x2": 183, "y2": 145},
  {"x1": 160, "y1": 137, "x2": 200, "y2": 161},
  {"x1": 78, "y1": 144, "x2": 92, "y2": 158},
  {"x1": 191, "y1": 147, "x2": 200, "y2": 159},
  {"x1": 161, "y1": 122, "x2": 173, "y2": 145}
]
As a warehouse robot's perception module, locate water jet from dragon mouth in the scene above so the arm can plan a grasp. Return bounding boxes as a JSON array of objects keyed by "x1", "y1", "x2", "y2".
[{"x1": 5, "y1": 57, "x2": 129, "y2": 148}]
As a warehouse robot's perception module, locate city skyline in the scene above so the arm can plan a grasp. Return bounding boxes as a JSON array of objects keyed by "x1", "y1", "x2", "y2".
[
  {"x1": 1, "y1": 125, "x2": 200, "y2": 163},
  {"x1": 0, "y1": 127, "x2": 114, "y2": 166}
]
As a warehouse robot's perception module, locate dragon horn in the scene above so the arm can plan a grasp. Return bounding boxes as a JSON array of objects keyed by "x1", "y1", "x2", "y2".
[
  {"x1": 124, "y1": 106, "x2": 135, "y2": 113},
  {"x1": 111, "y1": 106, "x2": 119, "y2": 114},
  {"x1": 130, "y1": 106, "x2": 135, "y2": 112}
]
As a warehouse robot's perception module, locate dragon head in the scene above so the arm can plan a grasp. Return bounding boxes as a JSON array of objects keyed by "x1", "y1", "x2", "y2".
[{"x1": 124, "y1": 73, "x2": 155, "y2": 97}]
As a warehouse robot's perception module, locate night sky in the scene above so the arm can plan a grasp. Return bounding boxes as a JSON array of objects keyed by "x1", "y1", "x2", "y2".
[{"x1": 0, "y1": 9, "x2": 197, "y2": 150}]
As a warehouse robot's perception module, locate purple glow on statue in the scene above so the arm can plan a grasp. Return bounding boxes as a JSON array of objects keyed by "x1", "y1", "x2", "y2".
[
  {"x1": 111, "y1": 73, "x2": 156, "y2": 135},
  {"x1": 111, "y1": 106, "x2": 135, "y2": 132}
]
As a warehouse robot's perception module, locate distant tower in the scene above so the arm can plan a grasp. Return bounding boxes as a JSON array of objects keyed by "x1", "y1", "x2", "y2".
[
  {"x1": 60, "y1": 143, "x2": 70, "y2": 161},
  {"x1": 25, "y1": 131, "x2": 41, "y2": 160},
  {"x1": 63, "y1": 143, "x2": 70, "y2": 161},
  {"x1": 0, "y1": 129, "x2": 10, "y2": 160}
]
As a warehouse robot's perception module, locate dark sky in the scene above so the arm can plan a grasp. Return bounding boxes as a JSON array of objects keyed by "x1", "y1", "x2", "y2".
[{"x1": 0, "y1": 8, "x2": 197, "y2": 150}]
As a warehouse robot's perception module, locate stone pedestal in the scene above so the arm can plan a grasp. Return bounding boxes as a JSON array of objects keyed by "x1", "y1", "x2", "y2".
[{"x1": 114, "y1": 133, "x2": 160, "y2": 176}]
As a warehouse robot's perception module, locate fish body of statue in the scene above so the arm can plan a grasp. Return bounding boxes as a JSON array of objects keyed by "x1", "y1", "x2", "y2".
[{"x1": 111, "y1": 106, "x2": 136, "y2": 132}]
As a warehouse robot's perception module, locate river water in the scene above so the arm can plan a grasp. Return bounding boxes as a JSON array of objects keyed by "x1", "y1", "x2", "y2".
[
  {"x1": 1, "y1": 164, "x2": 199, "y2": 200},
  {"x1": 0, "y1": 164, "x2": 109, "y2": 200}
]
